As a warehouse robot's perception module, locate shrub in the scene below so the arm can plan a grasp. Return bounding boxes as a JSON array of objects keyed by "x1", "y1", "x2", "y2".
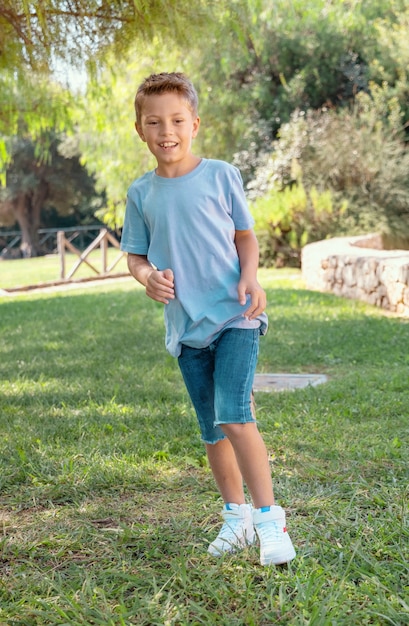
[
  {"x1": 251, "y1": 179, "x2": 346, "y2": 267},
  {"x1": 249, "y1": 91, "x2": 409, "y2": 266}
]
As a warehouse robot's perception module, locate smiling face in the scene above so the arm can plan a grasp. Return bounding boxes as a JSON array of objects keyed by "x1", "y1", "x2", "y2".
[{"x1": 136, "y1": 92, "x2": 201, "y2": 178}]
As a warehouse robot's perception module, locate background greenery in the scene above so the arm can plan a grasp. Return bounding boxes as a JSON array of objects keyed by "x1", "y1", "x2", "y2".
[
  {"x1": 2, "y1": 5, "x2": 408, "y2": 621},
  {"x1": 0, "y1": 270, "x2": 408, "y2": 624},
  {"x1": 1, "y1": 0, "x2": 409, "y2": 260}
]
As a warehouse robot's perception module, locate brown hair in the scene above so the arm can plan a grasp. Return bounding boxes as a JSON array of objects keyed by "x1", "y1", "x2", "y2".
[{"x1": 134, "y1": 72, "x2": 199, "y2": 123}]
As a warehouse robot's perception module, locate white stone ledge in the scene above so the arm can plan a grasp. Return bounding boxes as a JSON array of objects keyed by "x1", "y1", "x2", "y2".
[{"x1": 301, "y1": 234, "x2": 409, "y2": 316}]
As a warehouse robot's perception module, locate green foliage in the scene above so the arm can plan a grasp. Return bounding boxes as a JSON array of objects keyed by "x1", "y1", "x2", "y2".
[
  {"x1": 194, "y1": 0, "x2": 409, "y2": 202},
  {"x1": 0, "y1": 132, "x2": 104, "y2": 256},
  {"x1": 0, "y1": 0, "x2": 215, "y2": 73},
  {"x1": 78, "y1": 0, "x2": 400, "y2": 225},
  {"x1": 0, "y1": 274, "x2": 408, "y2": 623},
  {"x1": 0, "y1": 71, "x2": 75, "y2": 185},
  {"x1": 195, "y1": 0, "x2": 388, "y2": 166},
  {"x1": 0, "y1": 0, "x2": 227, "y2": 181},
  {"x1": 250, "y1": 87, "x2": 409, "y2": 263},
  {"x1": 76, "y1": 41, "x2": 189, "y2": 230},
  {"x1": 370, "y1": 6, "x2": 409, "y2": 124},
  {"x1": 3, "y1": 0, "x2": 409, "y2": 248},
  {"x1": 251, "y1": 181, "x2": 347, "y2": 267}
]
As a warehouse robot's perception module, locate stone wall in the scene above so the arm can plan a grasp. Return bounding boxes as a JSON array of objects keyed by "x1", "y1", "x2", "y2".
[{"x1": 301, "y1": 234, "x2": 409, "y2": 316}]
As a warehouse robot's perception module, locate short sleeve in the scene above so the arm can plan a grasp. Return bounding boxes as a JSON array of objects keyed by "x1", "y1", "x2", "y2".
[
  {"x1": 229, "y1": 166, "x2": 255, "y2": 231},
  {"x1": 120, "y1": 192, "x2": 150, "y2": 254}
]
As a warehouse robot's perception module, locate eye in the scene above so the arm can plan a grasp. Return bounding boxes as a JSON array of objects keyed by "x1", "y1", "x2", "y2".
[
  {"x1": 146, "y1": 120, "x2": 158, "y2": 126},
  {"x1": 175, "y1": 119, "x2": 184, "y2": 124}
]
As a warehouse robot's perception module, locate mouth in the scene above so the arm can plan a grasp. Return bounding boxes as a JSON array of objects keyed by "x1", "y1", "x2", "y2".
[{"x1": 159, "y1": 142, "x2": 178, "y2": 149}]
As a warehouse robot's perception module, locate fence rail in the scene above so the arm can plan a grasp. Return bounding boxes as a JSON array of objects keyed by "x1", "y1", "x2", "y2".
[
  {"x1": 0, "y1": 227, "x2": 129, "y2": 292},
  {"x1": 0, "y1": 225, "x2": 113, "y2": 257},
  {"x1": 57, "y1": 228, "x2": 126, "y2": 280}
]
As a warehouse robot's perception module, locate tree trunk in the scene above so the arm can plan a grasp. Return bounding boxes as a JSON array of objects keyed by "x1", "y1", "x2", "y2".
[{"x1": 14, "y1": 180, "x2": 47, "y2": 258}]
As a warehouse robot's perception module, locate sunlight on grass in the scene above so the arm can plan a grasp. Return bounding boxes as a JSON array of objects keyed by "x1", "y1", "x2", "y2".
[
  {"x1": 0, "y1": 250, "x2": 129, "y2": 290},
  {"x1": 0, "y1": 270, "x2": 408, "y2": 624}
]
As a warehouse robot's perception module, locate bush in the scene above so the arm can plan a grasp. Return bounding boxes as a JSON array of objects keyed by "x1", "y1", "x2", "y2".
[
  {"x1": 249, "y1": 91, "x2": 409, "y2": 266},
  {"x1": 251, "y1": 180, "x2": 346, "y2": 267}
]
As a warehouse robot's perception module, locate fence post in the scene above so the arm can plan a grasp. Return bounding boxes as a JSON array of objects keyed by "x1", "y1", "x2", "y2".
[
  {"x1": 57, "y1": 231, "x2": 66, "y2": 279},
  {"x1": 57, "y1": 230, "x2": 65, "y2": 280},
  {"x1": 101, "y1": 229, "x2": 108, "y2": 274}
]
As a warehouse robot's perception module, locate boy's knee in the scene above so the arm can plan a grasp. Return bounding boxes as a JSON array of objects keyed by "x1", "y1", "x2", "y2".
[{"x1": 221, "y1": 422, "x2": 255, "y2": 440}]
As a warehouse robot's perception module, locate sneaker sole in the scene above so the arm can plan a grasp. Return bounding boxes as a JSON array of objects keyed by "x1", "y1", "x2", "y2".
[
  {"x1": 208, "y1": 533, "x2": 256, "y2": 556},
  {"x1": 260, "y1": 546, "x2": 296, "y2": 566}
]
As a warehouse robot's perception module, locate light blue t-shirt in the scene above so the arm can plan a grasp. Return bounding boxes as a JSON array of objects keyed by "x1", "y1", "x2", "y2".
[{"x1": 121, "y1": 158, "x2": 268, "y2": 357}]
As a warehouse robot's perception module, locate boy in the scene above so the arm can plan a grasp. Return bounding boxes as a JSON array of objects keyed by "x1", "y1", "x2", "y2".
[{"x1": 120, "y1": 72, "x2": 296, "y2": 566}]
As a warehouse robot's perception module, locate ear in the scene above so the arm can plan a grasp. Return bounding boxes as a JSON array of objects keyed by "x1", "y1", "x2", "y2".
[
  {"x1": 192, "y1": 116, "x2": 200, "y2": 139},
  {"x1": 135, "y1": 121, "x2": 146, "y2": 142}
]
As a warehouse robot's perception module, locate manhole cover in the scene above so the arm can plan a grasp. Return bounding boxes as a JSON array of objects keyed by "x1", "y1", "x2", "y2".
[{"x1": 254, "y1": 373, "x2": 328, "y2": 392}]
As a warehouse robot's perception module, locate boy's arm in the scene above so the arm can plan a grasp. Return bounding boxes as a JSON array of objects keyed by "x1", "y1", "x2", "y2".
[
  {"x1": 234, "y1": 229, "x2": 266, "y2": 320},
  {"x1": 127, "y1": 253, "x2": 175, "y2": 304}
]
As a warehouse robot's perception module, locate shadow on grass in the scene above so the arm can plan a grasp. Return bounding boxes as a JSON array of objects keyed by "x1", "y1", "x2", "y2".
[{"x1": 0, "y1": 285, "x2": 408, "y2": 624}]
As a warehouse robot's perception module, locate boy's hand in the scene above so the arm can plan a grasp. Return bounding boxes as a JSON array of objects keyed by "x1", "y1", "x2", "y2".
[
  {"x1": 238, "y1": 278, "x2": 267, "y2": 320},
  {"x1": 146, "y1": 268, "x2": 175, "y2": 304}
]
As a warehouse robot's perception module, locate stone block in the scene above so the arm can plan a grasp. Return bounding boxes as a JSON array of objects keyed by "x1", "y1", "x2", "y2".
[
  {"x1": 366, "y1": 292, "x2": 378, "y2": 306},
  {"x1": 377, "y1": 284, "x2": 388, "y2": 299},
  {"x1": 386, "y1": 282, "x2": 404, "y2": 306},
  {"x1": 302, "y1": 234, "x2": 409, "y2": 316},
  {"x1": 343, "y1": 264, "x2": 357, "y2": 286},
  {"x1": 398, "y1": 264, "x2": 409, "y2": 284},
  {"x1": 362, "y1": 272, "x2": 380, "y2": 292}
]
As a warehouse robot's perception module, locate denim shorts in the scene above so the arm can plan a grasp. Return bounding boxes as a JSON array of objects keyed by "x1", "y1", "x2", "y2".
[{"x1": 178, "y1": 328, "x2": 260, "y2": 444}]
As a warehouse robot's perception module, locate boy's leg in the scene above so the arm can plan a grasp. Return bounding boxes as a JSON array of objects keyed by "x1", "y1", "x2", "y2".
[
  {"x1": 178, "y1": 343, "x2": 246, "y2": 504},
  {"x1": 214, "y1": 328, "x2": 296, "y2": 565},
  {"x1": 205, "y1": 437, "x2": 256, "y2": 556},
  {"x1": 220, "y1": 422, "x2": 274, "y2": 508},
  {"x1": 205, "y1": 438, "x2": 245, "y2": 505},
  {"x1": 212, "y1": 328, "x2": 274, "y2": 506},
  {"x1": 178, "y1": 343, "x2": 254, "y2": 554}
]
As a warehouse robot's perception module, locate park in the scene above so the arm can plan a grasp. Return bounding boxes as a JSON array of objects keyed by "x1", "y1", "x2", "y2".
[
  {"x1": 0, "y1": 260, "x2": 407, "y2": 623},
  {"x1": 1, "y1": 1, "x2": 408, "y2": 624}
]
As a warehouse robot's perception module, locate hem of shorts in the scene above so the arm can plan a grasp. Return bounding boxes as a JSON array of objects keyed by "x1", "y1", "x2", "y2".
[
  {"x1": 202, "y1": 434, "x2": 227, "y2": 445},
  {"x1": 214, "y1": 417, "x2": 257, "y2": 427}
]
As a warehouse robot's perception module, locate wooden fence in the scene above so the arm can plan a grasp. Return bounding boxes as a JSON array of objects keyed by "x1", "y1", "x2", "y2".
[
  {"x1": 57, "y1": 228, "x2": 127, "y2": 280},
  {"x1": 0, "y1": 225, "x2": 105, "y2": 257}
]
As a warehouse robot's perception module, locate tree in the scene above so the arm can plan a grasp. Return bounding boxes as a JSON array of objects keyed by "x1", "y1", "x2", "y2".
[
  {"x1": 0, "y1": 0, "x2": 243, "y2": 181},
  {"x1": 0, "y1": 0, "x2": 217, "y2": 72},
  {"x1": 75, "y1": 40, "x2": 189, "y2": 231},
  {"x1": 0, "y1": 1, "x2": 230, "y2": 134},
  {"x1": 0, "y1": 133, "x2": 103, "y2": 257},
  {"x1": 1, "y1": 1, "x2": 237, "y2": 238},
  {"x1": 193, "y1": 0, "x2": 409, "y2": 180},
  {"x1": 5, "y1": 0, "x2": 409, "y2": 256},
  {"x1": 75, "y1": 0, "x2": 409, "y2": 235}
]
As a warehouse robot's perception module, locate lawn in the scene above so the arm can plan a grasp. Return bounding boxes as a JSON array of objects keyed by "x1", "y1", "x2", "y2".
[
  {"x1": 0, "y1": 267, "x2": 408, "y2": 625},
  {"x1": 0, "y1": 249, "x2": 129, "y2": 290}
]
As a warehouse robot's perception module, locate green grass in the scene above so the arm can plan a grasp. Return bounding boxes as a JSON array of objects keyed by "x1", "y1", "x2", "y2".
[
  {"x1": 0, "y1": 267, "x2": 408, "y2": 625},
  {"x1": 0, "y1": 250, "x2": 129, "y2": 290}
]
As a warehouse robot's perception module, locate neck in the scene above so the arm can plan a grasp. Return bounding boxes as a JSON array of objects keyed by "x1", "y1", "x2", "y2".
[{"x1": 155, "y1": 155, "x2": 202, "y2": 178}]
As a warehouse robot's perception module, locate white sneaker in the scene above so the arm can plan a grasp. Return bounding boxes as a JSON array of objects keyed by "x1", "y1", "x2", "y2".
[
  {"x1": 253, "y1": 505, "x2": 296, "y2": 565},
  {"x1": 208, "y1": 503, "x2": 255, "y2": 556}
]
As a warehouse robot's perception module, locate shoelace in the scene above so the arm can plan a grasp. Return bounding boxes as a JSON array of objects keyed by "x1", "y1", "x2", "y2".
[
  {"x1": 218, "y1": 519, "x2": 244, "y2": 540},
  {"x1": 256, "y1": 520, "x2": 283, "y2": 543}
]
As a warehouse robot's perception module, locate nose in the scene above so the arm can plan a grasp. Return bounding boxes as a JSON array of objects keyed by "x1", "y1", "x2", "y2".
[{"x1": 161, "y1": 121, "x2": 174, "y2": 136}]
